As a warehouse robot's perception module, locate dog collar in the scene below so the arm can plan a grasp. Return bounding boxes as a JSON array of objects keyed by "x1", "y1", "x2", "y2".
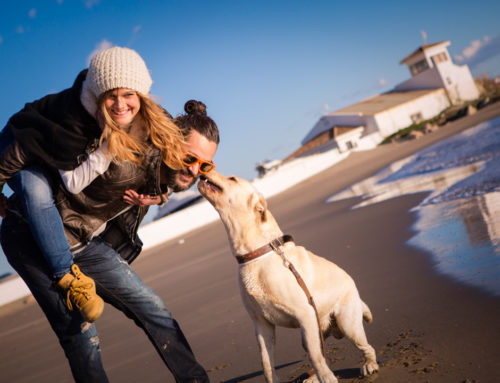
[{"x1": 235, "y1": 235, "x2": 294, "y2": 264}]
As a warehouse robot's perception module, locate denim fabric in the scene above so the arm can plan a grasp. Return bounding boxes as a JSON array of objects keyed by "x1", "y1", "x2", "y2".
[
  {"x1": 1, "y1": 211, "x2": 107, "y2": 383},
  {"x1": 0, "y1": 126, "x2": 73, "y2": 279},
  {"x1": 8, "y1": 166, "x2": 73, "y2": 279},
  {"x1": 1, "y1": 210, "x2": 209, "y2": 383}
]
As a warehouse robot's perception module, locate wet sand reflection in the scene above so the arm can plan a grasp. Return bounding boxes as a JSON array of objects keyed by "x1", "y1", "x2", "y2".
[{"x1": 327, "y1": 117, "x2": 500, "y2": 296}]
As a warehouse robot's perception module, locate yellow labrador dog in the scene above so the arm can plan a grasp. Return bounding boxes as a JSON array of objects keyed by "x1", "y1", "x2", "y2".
[{"x1": 198, "y1": 170, "x2": 378, "y2": 383}]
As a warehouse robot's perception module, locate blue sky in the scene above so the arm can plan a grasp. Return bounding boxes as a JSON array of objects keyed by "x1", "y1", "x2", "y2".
[{"x1": 1, "y1": 0, "x2": 500, "y2": 181}]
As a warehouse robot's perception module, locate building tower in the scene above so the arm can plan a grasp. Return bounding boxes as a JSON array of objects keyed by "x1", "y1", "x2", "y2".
[{"x1": 395, "y1": 40, "x2": 479, "y2": 104}]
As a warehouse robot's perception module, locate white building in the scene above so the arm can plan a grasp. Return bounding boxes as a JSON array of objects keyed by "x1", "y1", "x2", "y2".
[
  {"x1": 396, "y1": 40, "x2": 479, "y2": 103},
  {"x1": 299, "y1": 40, "x2": 480, "y2": 155}
]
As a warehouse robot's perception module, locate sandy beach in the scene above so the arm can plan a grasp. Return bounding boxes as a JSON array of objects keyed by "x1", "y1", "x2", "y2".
[{"x1": 1, "y1": 102, "x2": 500, "y2": 382}]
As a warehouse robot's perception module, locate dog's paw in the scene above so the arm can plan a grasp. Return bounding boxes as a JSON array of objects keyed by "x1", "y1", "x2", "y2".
[
  {"x1": 303, "y1": 375, "x2": 320, "y2": 383},
  {"x1": 303, "y1": 372, "x2": 338, "y2": 383},
  {"x1": 361, "y1": 360, "x2": 379, "y2": 376}
]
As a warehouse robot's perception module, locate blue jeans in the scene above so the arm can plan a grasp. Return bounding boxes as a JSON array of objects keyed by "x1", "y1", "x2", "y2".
[
  {"x1": 1, "y1": 210, "x2": 209, "y2": 383},
  {"x1": 8, "y1": 166, "x2": 73, "y2": 279},
  {"x1": 0, "y1": 126, "x2": 73, "y2": 279}
]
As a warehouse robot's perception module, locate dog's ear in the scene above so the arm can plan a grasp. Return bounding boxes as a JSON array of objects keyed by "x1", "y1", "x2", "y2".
[{"x1": 255, "y1": 195, "x2": 268, "y2": 222}]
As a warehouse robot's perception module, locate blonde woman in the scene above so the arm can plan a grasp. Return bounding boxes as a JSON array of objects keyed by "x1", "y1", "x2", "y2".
[{"x1": 0, "y1": 47, "x2": 184, "y2": 323}]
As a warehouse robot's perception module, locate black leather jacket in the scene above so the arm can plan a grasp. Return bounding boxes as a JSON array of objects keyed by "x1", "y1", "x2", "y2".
[
  {"x1": 57, "y1": 142, "x2": 165, "y2": 261},
  {"x1": 5, "y1": 144, "x2": 164, "y2": 264},
  {"x1": 99, "y1": 205, "x2": 146, "y2": 264},
  {"x1": 0, "y1": 70, "x2": 166, "y2": 263}
]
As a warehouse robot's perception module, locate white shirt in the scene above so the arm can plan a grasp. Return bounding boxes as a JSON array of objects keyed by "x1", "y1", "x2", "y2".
[{"x1": 58, "y1": 141, "x2": 111, "y2": 194}]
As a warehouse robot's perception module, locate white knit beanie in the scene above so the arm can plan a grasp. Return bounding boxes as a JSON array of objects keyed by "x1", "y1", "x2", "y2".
[{"x1": 80, "y1": 46, "x2": 153, "y2": 117}]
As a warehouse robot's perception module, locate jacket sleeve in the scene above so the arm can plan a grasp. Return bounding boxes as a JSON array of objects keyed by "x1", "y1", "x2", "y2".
[
  {"x1": 58, "y1": 141, "x2": 111, "y2": 194},
  {"x1": 0, "y1": 141, "x2": 31, "y2": 193}
]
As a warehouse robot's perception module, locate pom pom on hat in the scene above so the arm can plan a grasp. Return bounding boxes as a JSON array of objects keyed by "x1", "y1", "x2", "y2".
[{"x1": 86, "y1": 46, "x2": 152, "y2": 97}]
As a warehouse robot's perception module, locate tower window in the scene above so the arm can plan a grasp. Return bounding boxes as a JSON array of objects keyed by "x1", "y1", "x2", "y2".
[
  {"x1": 410, "y1": 112, "x2": 423, "y2": 123},
  {"x1": 409, "y1": 59, "x2": 429, "y2": 76},
  {"x1": 431, "y1": 52, "x2": 448, "y2": 66}
]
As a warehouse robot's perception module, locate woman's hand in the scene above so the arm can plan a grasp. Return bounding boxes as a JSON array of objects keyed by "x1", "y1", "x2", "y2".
[{"x1": 123, "y1": 189, "x2": 161, "y2": 207}]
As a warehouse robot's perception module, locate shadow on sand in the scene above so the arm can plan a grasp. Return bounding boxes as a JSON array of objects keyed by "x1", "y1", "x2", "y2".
[{"x1": 221, "y1": 361, "x2": 372, "y2": 383}]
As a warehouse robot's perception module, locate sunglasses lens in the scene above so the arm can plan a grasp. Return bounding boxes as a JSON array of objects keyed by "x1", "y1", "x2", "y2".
[
  {"x1": 182, "y1": 154, "x2": 198, "y2": 166},
  {"x1": 200, "y1": 162, "x2": 214, "y2": 173}
]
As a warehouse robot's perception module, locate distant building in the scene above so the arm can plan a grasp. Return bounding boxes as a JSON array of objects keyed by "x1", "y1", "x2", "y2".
[
  {"x1": 297, "y1": 40, "x2": 480, "y2": 157},
  {"x1": 256, "y1": 159, "x2": 282, "y2": 177},
  {"x1": 395, "y1": 41, "x2": 479, "y2": 103}
]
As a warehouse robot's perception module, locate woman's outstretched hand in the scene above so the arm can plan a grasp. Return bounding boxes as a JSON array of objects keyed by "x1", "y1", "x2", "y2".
[{"x1": 123, "y1": 189, "x2": 161, "y2": 207}]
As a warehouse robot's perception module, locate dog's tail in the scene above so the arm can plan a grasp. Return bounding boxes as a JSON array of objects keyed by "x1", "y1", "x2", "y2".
[{"x1": 362, "y1": 300, "x2": 373, "y2": 323}]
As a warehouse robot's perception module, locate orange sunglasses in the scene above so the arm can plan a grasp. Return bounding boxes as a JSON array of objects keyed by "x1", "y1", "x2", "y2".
[{"x1": 182, "y1": 152, "x2": 215, "y2": 174}]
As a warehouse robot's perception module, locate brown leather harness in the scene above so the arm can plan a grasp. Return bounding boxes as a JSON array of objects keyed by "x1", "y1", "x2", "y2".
[{"x1": 236, "y1": 235, "x2": 327, "y2": 358}]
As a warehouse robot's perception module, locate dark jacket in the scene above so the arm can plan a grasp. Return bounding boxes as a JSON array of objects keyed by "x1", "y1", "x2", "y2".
[
  {"x1": 1, "y1": 70, "x2": 167, "y2": 263},
  {"x1": 99, "y1": 206, "x2": 147, "y2": 264},
  {"x1": 0, "y1": 70, "x2": 101, "y2": 192},
  {"x1": 8, "y1": 70, "x2": 101, "y2": 170},
  {"x1": 57, "y1": 142, "x2": 164, "y2": 257}
]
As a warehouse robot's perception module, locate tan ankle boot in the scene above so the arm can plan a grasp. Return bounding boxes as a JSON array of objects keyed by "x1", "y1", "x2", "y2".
[{"x1": 58, "y1": 264, "x2": 104, "y2": 322}]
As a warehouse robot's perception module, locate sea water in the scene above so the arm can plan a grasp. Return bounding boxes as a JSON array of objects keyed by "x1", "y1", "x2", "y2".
[{"x1": 327, "y1": 116, "x2": 500, "y2": 296}]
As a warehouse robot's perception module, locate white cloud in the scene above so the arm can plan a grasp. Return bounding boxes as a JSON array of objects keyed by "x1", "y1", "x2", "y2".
[
  {"x1": 455, "y1": 39, "x2": 484, "y2": 62},
  {"x1": 454, "y1": 35, "x2": 500, "y2": 68},
  {"x1": 378, "y1": 78, "x2": 388, "y2": 87},
  {"x1": 86, "y1": 39, "x2": 113, "y2": 65},
  {"x1": 84, "y1": 0, "x2": 100, "y2": 9},
  {"x1": 29, "y1": 8, "x2": 37, "y2": 19},
  {"x1": 126, "y1": 25, "x2": 143, "y2": 47}
]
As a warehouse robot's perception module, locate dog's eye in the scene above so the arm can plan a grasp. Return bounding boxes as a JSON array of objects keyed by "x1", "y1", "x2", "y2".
[{"x1": 228, "y1": 176, "x2": 237, "y2": 182}]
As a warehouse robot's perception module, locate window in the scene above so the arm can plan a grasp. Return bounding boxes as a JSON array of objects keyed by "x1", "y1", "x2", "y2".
[
  {"x1": 409, "y1": 59, "x2": 429, "y2": 76},
  {"x1": 345, "y1": 140, "x2": 357, "y2": 150},
  {"x1": 431, "y1": 52, "x2": 448, "y2": 66},
  {"x1": 410, "y1": 112, "x2": 423, "y2": 123}
]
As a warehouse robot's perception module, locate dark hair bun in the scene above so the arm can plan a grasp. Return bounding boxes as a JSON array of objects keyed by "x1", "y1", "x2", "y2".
[{"x1": 184, "y1": 100, "x2": 207, "y2": 116}]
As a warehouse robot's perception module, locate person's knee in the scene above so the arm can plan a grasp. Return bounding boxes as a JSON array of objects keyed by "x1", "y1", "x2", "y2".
[{"x1": 15, "y1": 168, "x2": 55, "y2": 208}]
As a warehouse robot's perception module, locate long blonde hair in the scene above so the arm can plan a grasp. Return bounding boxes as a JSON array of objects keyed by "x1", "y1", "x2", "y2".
[{"x1": 97, "y1": 91, "x2": 185, "y2": 169}]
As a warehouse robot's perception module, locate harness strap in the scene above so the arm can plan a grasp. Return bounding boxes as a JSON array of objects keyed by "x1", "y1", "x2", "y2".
[
  {"x1": 237, "y1": 235, "x2": 327, "y2": 357},
  {"x1": 271, "y1": 243, "x2": 327, "y2": 358}
]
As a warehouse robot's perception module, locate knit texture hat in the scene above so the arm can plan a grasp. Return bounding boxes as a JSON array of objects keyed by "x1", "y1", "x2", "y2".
[{"x1": 80, "y1": 46, "x2": 152, "y2": 117}]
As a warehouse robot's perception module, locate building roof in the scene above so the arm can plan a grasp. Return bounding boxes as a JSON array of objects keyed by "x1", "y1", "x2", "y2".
[
  {"x1": 332, "y1": 89, "x2": 442, "y2": 116},
  {"x1": 399, "y1": 40, "x2": 450, "y2": 64},
  {"x1": 301, "y1": 88, "x2": 443, "y2": 145}
]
